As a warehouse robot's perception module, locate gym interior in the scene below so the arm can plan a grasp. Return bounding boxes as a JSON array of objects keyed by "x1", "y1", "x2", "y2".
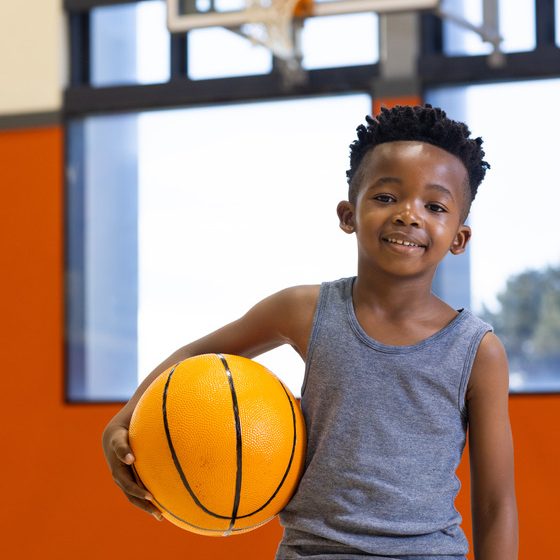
[{"x1": 2, "y1": 1, "x2": 559, "y2": 558}]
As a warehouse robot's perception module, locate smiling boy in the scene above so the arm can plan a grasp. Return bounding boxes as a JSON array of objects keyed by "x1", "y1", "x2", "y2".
[{"x1": 103, "y1": 104, "x2": 518, "y2": 559}]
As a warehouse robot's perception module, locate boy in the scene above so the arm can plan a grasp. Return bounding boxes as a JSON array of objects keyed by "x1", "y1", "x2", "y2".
[{"x1": 103, "y1": 105, "x2": 518, "y2": 559}]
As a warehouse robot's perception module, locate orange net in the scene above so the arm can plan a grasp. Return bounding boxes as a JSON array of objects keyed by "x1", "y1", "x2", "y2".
[{"x1": 293, "y1": 0, "x2": 314, "y2": 18}]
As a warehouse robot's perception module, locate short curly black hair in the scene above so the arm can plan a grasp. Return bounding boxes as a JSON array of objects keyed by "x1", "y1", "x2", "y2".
[{"x1": 346, "y1": 104, "x2": 490, "y2": 219}]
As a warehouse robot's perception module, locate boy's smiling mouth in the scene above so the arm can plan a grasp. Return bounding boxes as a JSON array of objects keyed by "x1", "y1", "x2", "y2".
[{"x1": 381, "y1": 235, "x2": 427, "y2": 249}]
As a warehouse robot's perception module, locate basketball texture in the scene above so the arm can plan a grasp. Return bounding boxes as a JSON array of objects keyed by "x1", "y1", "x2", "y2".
[{"x1": 128, "y1": 353, "x2": 306, "y2": 536}]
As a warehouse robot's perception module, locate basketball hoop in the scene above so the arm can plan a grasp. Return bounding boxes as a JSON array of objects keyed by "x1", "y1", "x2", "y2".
[
  {"x1": 240, "y1": 0, "x2": 302, "y2": 61},
  {"x1": 239, "y1": 0, "x2": 308, "y2": 86},
  {"x1": 166, "y1": 0, "x2": 441, "y2": 74}
]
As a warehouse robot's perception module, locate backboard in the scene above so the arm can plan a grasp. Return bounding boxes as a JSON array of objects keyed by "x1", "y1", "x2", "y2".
[{"x1": 166, "y1": 0, "x2": 440, "y2": 83}]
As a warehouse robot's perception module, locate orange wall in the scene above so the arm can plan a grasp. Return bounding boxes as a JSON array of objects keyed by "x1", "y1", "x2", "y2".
[{"x1": 0, "y1": 125, "x2": 557, "y2": 559}]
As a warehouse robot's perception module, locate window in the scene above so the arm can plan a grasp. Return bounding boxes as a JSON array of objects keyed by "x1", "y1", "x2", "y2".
[
  {"x1": 66, "y1": 0, "x2": 560, "y2": 400},
  {"x1": 187, "y1": 9, "x2": 379, "y2": 79},
  {"x1": 91, "y1": 0, "x2": 170, "y2": 86},
  {"x1": 66, "y1": 94, "x2": 372, "y2": 401},
  {"x1": 301, "y1": 12, "x2": 379, "y2": 70},
  {"x1": 427, "y1": 78, "x2": 560, "y2": 393},
  {"x1": 188, "y1": 26, "x2": 272, "y2": 79},
  {"x1": 442, "y1": 0, "x2": 536, "y2": 56}
]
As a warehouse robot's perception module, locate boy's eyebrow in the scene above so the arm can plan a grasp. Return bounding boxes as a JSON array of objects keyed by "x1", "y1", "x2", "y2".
[
  {"x1": 365, "y1": 177, "x2": 403, "y2": 191},
  {"x1": 370, "y1": 177, "x2": 401, "y2": 187},
  {"x1": 426, "y1": 183, "x2": 455, "y2": 200},
  {"x1": 369, "y1": 178, "x2": 455, "y2": 200}
]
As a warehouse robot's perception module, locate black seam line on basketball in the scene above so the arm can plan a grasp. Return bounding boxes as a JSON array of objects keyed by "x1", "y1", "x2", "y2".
[
  {"x1": 162, "y1": 360, "x2": 232, "y2": 521},
  {"x1": 159, "y1": 357, "x2": 295, "y2": 525},
  {"x1": 217, "y1": 353, "x2": 243, "y2": 536},
  {"x1": 237, "y1": 378, "x2": 298, "y2": 517},
  {"x1": 225, "y1": 376, "x2": 299, "y2": 520},
  {"x1": 149, "y1": 493, "x2": 277, "y2": 534}
]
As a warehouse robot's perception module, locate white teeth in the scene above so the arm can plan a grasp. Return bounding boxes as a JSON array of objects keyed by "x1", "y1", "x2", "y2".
[{"x1": 385, "y1": 237, "x2": 421, "y2": 247}]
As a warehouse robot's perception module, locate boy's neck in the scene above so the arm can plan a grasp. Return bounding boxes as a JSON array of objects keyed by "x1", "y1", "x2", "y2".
[{"x1": 353, "y1": 266, "x2": 444, "y2": 321}]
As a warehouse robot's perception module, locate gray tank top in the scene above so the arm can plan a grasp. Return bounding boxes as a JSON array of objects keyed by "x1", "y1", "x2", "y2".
[{"x1": 277, "y1": 277, "x2": 492, "y2": 560}]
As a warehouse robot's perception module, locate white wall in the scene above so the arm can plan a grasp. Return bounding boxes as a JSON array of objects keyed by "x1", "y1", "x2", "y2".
[{"x1": 0, "y1": 0, "x2": 65, "y2": 115}]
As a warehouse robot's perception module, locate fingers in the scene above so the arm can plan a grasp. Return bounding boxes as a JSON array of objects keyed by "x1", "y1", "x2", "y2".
[
  {"x1": 105, "y1": 426, "x2": 151, "y2": 500},
  {"x1": 112, "y1": 461, "x2": 151, "y2": 501},
  {"x1": 112, "y1": 463, "x2": 163, "y2": 520},
  {"x1": 103, "y1": 422, "x2": 162, "y2": 521},
  {"x1": 110, "y1": 426, "x2": 136, "y2": 465},
  {"x1": 127, "y1": 494, "x2": 164, "y2": 521}
]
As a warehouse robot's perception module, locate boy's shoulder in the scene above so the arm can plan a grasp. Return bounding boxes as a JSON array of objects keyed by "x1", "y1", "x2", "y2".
[
  {"x1": 267, "y1": 284, "x2": 321, "y2": 316},
  {"x1": 278, "y1": 278, "x2": 351, "y2": 319},
  {"x1": 282, "y1": 283, "x2": 321, "y2": 302},
  {"x1": 466, "y1": 323, "x2": 508, "y2": 401},
  {"x1": 257, "y1": 284, "x2": 321, "y2": 360},
  {"x1": 469, "y1": 330, "x2": 507, "y2": 376}
]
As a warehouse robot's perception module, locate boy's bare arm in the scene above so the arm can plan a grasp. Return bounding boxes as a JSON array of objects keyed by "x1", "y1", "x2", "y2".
[
  {"x1": 466, "y1": 333, "x2": 518, "y2": 560},
  {"x1": 102, "y1": 284, "x2": 319, "y2": 519}
]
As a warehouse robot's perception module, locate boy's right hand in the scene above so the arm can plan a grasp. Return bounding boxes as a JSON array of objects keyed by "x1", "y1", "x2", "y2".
[{"x1": 102, "y1": 421, "x2": 164, "y2": 521}]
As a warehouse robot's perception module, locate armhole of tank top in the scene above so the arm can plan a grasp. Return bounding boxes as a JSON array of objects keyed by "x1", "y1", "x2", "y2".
[
  {"x1": 458, "y1": 325, "x2": 494, "y2": 421},
  {"x1": 300, "y1": 283, "x2": 329, "y2": 397}
]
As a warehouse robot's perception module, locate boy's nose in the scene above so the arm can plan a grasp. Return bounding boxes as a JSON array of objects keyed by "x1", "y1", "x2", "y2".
[{"x1": 392, "y1": 207, "x2": 423, "y2": 227}]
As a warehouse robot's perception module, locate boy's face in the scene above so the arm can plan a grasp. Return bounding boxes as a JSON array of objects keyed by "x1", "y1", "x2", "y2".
[{"x1": 337, "y1": 141, "x2": 472, "y2": 279}]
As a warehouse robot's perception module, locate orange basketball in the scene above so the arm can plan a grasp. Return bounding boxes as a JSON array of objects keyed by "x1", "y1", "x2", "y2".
[{"x1": 129, "y1": 353, "x2": 306, "y2": 536}]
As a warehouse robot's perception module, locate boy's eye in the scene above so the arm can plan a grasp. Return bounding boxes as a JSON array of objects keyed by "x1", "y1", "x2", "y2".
[
  {"x1": 373, "y1": 194, "x2": 395, "y2": 203},
  {"x1": 427, "y1": 203, "x2": 446, "y2": 213}
]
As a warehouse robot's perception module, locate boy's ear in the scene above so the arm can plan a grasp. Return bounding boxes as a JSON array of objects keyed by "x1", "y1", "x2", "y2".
[
  {"x1": 337, "y1": 201, "x2": 355, "y2": 234},
  {"x1": 449, "y1": 224, "x2": 472, "y2": 255}
]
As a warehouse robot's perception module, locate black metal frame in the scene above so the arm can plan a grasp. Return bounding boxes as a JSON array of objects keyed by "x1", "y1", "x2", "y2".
[
  {"x1": 65, "y1": 65, "x2": 379, "y2": 115},
  {"x1": 65, "y1": 3, "x2": 380, "y2": 116},
  {"x1": 65, "y1": 0, "x2": 560, "y2": 117},
  {"x1": 419, "y1": 3, "x2": 560, "y2": 86},
  {"x1": 65, "y1": 0, "x2": 146, "y2": 10}
]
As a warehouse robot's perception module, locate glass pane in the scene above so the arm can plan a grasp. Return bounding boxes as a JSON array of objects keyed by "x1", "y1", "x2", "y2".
[
  {"x1": 91, "y1": 0, "x2": 170, "y2": 87},
  {"x1": 188, "y1": 27, "x2": 272, "y2": 80},
  {"x1": 187, "y1": 4, "x2": 378, "y2": 78},
  {"x1": 499, "y1": 0, "x2": 535, "y2": 52},
  {"x1": 443, "y1": 0, "x2": 535, "y2": 56},
  {"x1": 195, "y1": 0, "x2": 212, "y2": 11},
  {"x1": 66, "y1": 116, "x2": 140, "y2": 401},
  {"x1": 67, "y1": 94, "x2": 372, "y2": 400},
  {"x1": 182, "y1": 0, "x2": 244, "y2": 13},
  {"x1": 136, "y1": 1, "x2": 171, "y2": 84},
  {"x1": 427, "y1": 78, "x2": 560, "y2": 393},
  {"x1": 214, "y1": 0, "x2": 245, "y2": 10},
  {"x1": 301, "y1": 13, "x2": 379, "y2": 70}
]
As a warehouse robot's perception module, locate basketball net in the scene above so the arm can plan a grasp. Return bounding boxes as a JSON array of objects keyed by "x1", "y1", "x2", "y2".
[{"x1": 240, "y1": 0, "x2": 313, "y2": 85}]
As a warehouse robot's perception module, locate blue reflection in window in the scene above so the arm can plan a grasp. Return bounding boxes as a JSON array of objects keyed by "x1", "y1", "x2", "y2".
[
  {"x1": 91, "y1": 0, "x2": 170, "y2": 87},
  {"x1": 67, "y1": 116, "x2": 139, "y2": 401}
]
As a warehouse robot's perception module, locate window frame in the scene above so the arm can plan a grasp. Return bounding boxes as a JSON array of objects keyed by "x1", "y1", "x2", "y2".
[
  {"x1": 63, "y1": 0, "x2": 560, "y2": 401},
  {"x1": 64, "y1": 1, "x2": 560, "y2": 117}
]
